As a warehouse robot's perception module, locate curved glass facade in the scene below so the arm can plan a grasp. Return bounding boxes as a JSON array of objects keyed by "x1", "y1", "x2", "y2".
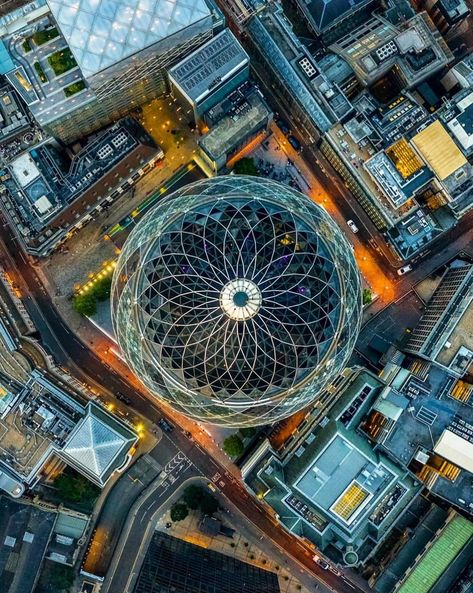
[{"x1": 111, "y1": 176, "x2": 362, "y2": 426}]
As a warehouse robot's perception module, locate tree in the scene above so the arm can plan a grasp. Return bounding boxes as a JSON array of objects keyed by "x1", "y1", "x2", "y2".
[
  {"x1": 183, "y1": 485, "x2": 203, "y2": 510},
  {"x1": 363, "y1": 288, "x2": 373, "y2": 306},
  {"x1": 223, "y1": 434, "x2": 244, "y2": 458},
  {"x1": 94, "y1": 276, "x2": 112, "y2": 302},
  {"x1": 200, "y1": 492, "x2": 219, "y2": 515},
  {"x1": 170, "y1": 503, "x2": 189, "y2": 522},
  {"x1": 73, "y1": 292, "x2": 97, "y2": 316},
  {"x1": 54, "y1": 470, "x2": 100, "y2": 505},
  {"x1": 233, "y1": 158, "x2": 258, "y2": 176},
  {"x1": 240, "y1": 427, "x2": 257, "y2": 439}
]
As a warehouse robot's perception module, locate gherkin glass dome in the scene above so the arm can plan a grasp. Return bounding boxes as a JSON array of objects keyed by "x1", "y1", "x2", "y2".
[{"x1": 111, "y1": 176, "x2": 362, "y2": 427}]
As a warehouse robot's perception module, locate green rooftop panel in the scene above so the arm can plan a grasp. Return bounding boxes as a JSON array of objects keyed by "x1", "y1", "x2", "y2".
[{"x1": 398, "y1": 515, "x2": 473, "y2": 593}]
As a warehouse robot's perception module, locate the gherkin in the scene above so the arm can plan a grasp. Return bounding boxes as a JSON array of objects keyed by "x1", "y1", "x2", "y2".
[{"x1": 111, "y1": 176, "x2": 362, "y2": 427}]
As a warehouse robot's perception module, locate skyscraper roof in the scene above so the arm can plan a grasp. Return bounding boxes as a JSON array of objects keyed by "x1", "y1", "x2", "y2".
[{"x1": 47, "y1": 0, "x2": 212, "y2": 78}]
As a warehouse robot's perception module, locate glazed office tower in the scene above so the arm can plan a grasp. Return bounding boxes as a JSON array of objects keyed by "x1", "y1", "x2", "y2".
[
  {"x1": 42, "y1": 0, "x2": 222, "y2": 140},
  {"x1": 112, "y1": 176, "x2": 362, "y2": 426}
]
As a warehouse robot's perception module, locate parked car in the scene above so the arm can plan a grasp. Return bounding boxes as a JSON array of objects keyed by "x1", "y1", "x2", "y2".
[
  {"x1": 397, "y1": 264, "x2": 413, "y2": 276},
  {"x1": 276, "y1": 118, "x2": 290, "y2": 135},
  {"x1": 347, "y1": 219, "x2": 359, "y2": 233},
  {"x1": 287, "y1": 135, "x2": 302, "y2": 151}
]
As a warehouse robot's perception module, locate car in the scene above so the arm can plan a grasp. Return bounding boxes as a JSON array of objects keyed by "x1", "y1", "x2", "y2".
[
  {"x1": 347, "y1": 219, "x2": 359, "y2": 233},
  {"x1": 287, "y1": 135, "x2": 301, "y2": 151},
  {"x1": 313, "y1": 556, "x2": 329, "y2": 570},
  {"x1": 158, "y1": 418, "x2": 174, "y2": 433},
  {"x1": 397, "y1": 264, "x2": 413, "y2": 276},
  {"x1": 276, "y1": 118, "x2": 290, "y2": 135}
]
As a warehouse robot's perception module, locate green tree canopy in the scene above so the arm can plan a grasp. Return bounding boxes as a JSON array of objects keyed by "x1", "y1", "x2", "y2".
[
  {"x1": 94, "y1": 276, "x2": 112, "y2": 302},
  {"x1": 73, "y1": 292, "x2": 97, "y2": 317},
  {"x1": 233, "y1": 158, "x2": 258, "y2": 176},
  {"x1": 170, "y1": 503, "x2": 189, "y2": 522},
  {"x1": 183, "y1": 485, "x2": 203, "y2": 510},
  {"x1": 363, "y1": 288, "x2": 373, "y2": 306},
  {"x1": 54, "y1": 470, "x2": 100, "y2": 505},
  {"x1": 223, "y1": 434, "x2": 244, "y2": 458},
  {"x1": 200, "y1": 492, "x2": 219, "y2": 515}
]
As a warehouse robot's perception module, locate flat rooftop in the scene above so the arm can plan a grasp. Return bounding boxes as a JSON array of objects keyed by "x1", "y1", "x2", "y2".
[
  {"x1": 169, "y1": 29, "x2": 248, "y2": 103},
  {"x1": 411, "y1": 120, "x2": 468, "y2": 181},
  {"x1": 48, "y1": 0, "x2": 211, "y2": 79},
  {"x1": 294, "y1": 433, "x2": 395, "y2": 528},
  {"x1": 0, "y1": 496, "x2": 56, "y2": 593},
  {"x1": 199, "y1": 88, "x2": 270, "y2": 159},
  {"x1": 397, "y1": 514, "x2": 473, "y2": 593}
]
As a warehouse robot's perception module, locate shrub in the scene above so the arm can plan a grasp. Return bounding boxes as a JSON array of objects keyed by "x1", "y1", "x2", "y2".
[
  {"x1": 34, "y1": 61, "x2": 47, "y2": 84},
  {"x1": 363, "y1": 288, "x2": 373, "y2": 306},
  {"x1": 48, "y1": 48, "x2": 77, "y2": 76},
  {"x1": 33, "y1": 27, "x2": 59, "y2": 45},
  {"x1": 22, "y1": 38, "x2": 32, "y2": 53},
  {"x1": 73, "y1": 292, "x2": 97, "y2": 317},
  {"x1": 64, "y1": 80, "x2": 85, "y2": 97}
]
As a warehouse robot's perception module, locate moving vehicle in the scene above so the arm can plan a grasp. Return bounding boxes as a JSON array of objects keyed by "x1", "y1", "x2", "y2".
[
  {"x1": 158, "y1": 418, "x2": 174, "y2": 433},
  {"x1": 347, "y1": 219, "x2": 359, "y2": 233},
  {"x1": 313, "y1": 555, "x2": 329, "y2": 570},
  {"x1": 397, "y1": 264, "x2": 413, "y2": 276}
]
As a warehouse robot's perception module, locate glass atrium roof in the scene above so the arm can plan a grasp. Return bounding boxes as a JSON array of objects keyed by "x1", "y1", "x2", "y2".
[{"x1": 47, "y1": 0, "x2": 212, "y2": 79}]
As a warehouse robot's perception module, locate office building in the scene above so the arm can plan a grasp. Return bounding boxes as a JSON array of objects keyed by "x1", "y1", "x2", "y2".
[
  {"x1": 198, "y1": 82, "x2": 272, "y2": 172},
  {"x1": 0, "y1": 0, "x2": 223, "y2": 141},
  {"x1": 134, "y1": 531, "x2": 281, "y2": 593},
  {"x1": 294, "y1": 0, "x2": 374, "y2": 40},
  {"x1": 168, "y1": 29, "x2": 250, "y2": 123},
  {"x1": 392, "y1": 513, "x2": 473, "y2": 593},
  {"x1": 329, "y1": 13, "x2": 453, "y2": 90},
  {"x1": 0, "y1": 496, "x2": 90, "y2": 592},
  {"x1": 414, "y1": 0, "x2": 470, "y2": 34},
  {"x1": 0, "y1": 117, "x2": 163, "y2": 256},
  {"x1": 0, "y1": 316, "x2": 138, "y2": 497},
  {"x1": 446, "y1": 91, "x2": 473, "y2": 157},
  {"x1": 362, "y1": 345, "x2": 473, "y2": 511},
  {"x1": 112, "y1": 176, "x2": 362, "y2": 427},
  {"x1": 246, "y1": 3, "x2": 353, "y2": 143},
  {"x1": 373, "y1": 508, "x2": 473, "y2": 593},
  {"x1": 243, "y1": 369, "x2": 421, "y2": 565},
  {"x1": 404, "y1": 261, "x2": 473, "y2": 363}
]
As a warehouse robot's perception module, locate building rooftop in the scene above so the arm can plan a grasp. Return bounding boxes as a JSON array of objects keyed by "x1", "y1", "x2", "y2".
[
  {"x1": 61, "y1": 403, "x2": 135, "y2": 485},
  {"x1": 447, "y1": 92, "x2": 473, "y2": 154},
  {"x1": 397, "y1": 514, "x2": 473, "y2": 593},
  {"x1": 411, "y1": 120, "x2": 467, "y2": 181},
  {"x1": 0, "y1": 496, "x2": 56, "y2": 593},
  {"x1": 294, "y1": 432, "x2": 397, "y2": 528},
  {"x1": 199, "y1": 86, "x2": 271, "y2": 160},
  {"x1": 47, "y1": 0, "x2": 211, "y2": 79},
  {"x1": 295, "y1": 0, "x2": 371, "y2": 34},
  {"x1": 135, "y1": 531, "x2": 281, "y2": 593},
  {"x1": 168, "y1": 29, "x2": 248, "y2": 103}
]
